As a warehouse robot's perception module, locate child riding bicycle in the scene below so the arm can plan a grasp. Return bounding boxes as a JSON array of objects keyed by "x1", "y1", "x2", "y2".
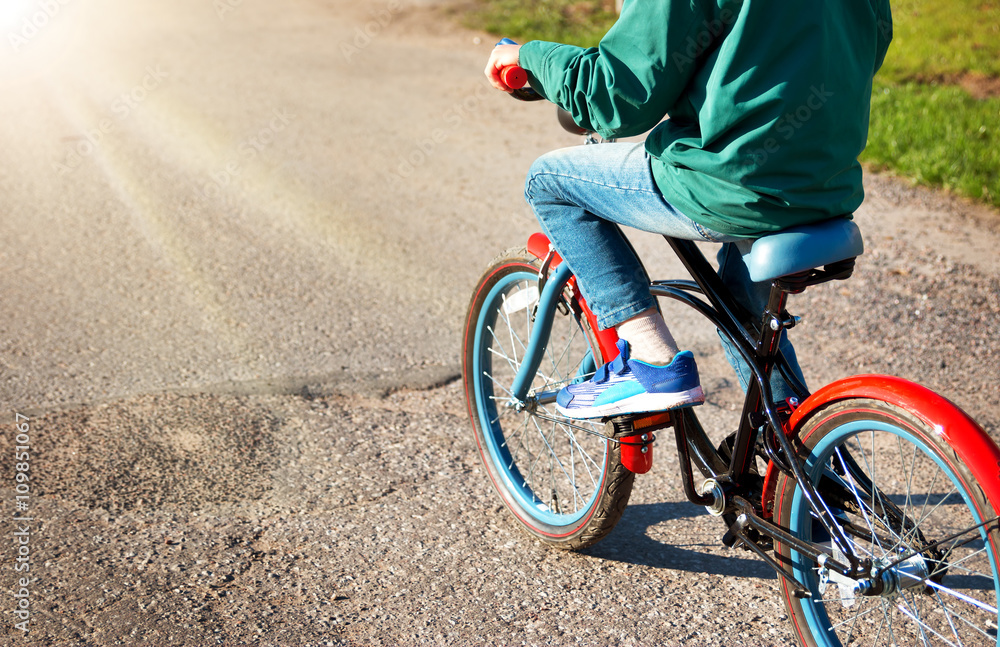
[{"x1": 484, "y1": 0, "x2": 892, "y2": 420}]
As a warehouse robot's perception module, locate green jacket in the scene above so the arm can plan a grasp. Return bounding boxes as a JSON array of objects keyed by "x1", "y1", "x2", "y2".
[{"x1": 519, "y1": 0, "x2": 892, "y2": 237}]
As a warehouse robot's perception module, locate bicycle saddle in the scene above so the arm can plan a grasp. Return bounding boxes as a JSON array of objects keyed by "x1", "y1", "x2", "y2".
[{"x1": 743, "y1": 217, "x2": 864, "y2": 282}]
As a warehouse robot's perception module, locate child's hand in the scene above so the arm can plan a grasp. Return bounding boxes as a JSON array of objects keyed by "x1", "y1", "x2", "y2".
[{"x1": 485, "y1": 44, "x2": 522, "y2": 92}]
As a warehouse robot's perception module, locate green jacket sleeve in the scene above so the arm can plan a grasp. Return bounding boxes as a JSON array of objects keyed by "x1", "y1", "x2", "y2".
[{"x1": 518, "y1": 0, "x2": 717, "y2": 140}]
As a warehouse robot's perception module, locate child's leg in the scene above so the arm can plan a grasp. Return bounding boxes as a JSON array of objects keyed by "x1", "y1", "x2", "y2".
[
  {"x1": 524, "y1": 142, "x2": 736, "y2": 343},
  {"x1": 525, "y1": 143, "x2": 739, "y2": 417},
  {"x1": 615, "y1": 308, "x2": 678, "y2": 365}
]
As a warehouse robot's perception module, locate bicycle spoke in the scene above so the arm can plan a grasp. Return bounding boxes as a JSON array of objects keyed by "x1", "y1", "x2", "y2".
[
  {"x1": 487, "y1": 345, "x2": 519, "y2": 375},
  {"x1": 896, "y1": 590, "x2": 935, "y2": 647},
  {"x1": 834, "y1": 445, "x2": 887, "y2": 556},
  {"x1": 486, "y1": 325, "x2": 518, "y2": 376},
  {"x1": 824, "y1": 599, "x2": 881, "y2": 631},
  {"x1": 894, "y1": 599, "x2": 960, "y2": 647},
  {"x1": 544, "y1": 317, "x2": 578, "y2": 384},
  {"x1": 913, "y1": 465, "x2": 944, "y2": 542},
  {"x1": 924, "y1": 579, "x2": 999, "y2": 615},
  {"x1": 485, "y1": 371, "x2": 515, "y2": 400},
  {"x1": 933, "y1": 545, "x2": 993, "y2": 580},
  {"x1": 898, "y1": 436, "x2": 919, "y2": 533},
  {"x1": 528, "y1": 413, "x2": 585, "y2": 510},
  {"x1": 503, "y1": 414, "x2": 531, "y2": 470},
  {"x1": 564, "y1": 417, "x2": 578, "y2": 513},
  {"x1": 498, "y1": 293, "x2": 522, "y2": 367},
  {"x1": 896, "y1": 484, "x2": 960, "y2": 552},
  {"x1": 844, "y1": 598, "x2": 867, "y2": 644},
  {"x1": 929, "y1": 588, "x2": 974, "y2": 646},
  {"x1": 933, "y1": 587, "x2": 996, "y2": 642},
  {"x1": 873, "y1": 600, "x2": 890, "y2": 646},
  {"x1": 848, "y1": 435, "x2": 895, "y2": 554},
  {"x1": 562, "y1": 424, "x2": 600, "y2": 490}
]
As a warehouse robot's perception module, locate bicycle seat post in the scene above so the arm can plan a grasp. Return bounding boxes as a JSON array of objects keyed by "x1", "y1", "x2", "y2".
[
  {"x1": 733, "y1": 279, "x2": 800, "y2": 450},
  {"x1": 757, "y1": 280, "x2": 798, "y2": 361}
]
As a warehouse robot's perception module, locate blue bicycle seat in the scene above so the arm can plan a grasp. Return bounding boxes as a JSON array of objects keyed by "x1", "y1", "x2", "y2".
[{"x1": 743, "y1": 217, "x2": 864, "y2": 282}]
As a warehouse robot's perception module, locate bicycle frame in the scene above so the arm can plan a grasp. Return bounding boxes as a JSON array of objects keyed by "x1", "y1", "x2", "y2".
[
  {"x1": 505, "y1": 223, "x2": 1000, "y2": 601},
  {"x1": 510, "y1": 231, "x2": 876, "y2": 589}
]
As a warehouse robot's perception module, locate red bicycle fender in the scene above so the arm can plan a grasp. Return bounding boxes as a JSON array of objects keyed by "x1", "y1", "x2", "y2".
[
  {"x1": 525, "y1": 233, "x2": 620, "y2": 362},
  {"x1": 527, "y1": 232, "x2": 562, "y2": 266},
  {"x1": 762, "y1": 375, "x2": 1000, "y2": 518}
]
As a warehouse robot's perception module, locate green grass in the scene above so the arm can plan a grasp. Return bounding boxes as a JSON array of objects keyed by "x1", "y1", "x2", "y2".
[
  {"x1": 880, "y1": 0, "x2": 1000, "y2": 83},
  {"x1": 464, "y1": 0, "x2": 1000, "y2": 208},
  {"x1": 869, "y1": 0, "x2": 1000, "y2": 206},
  {"x1": 867, "y1": 81, "x2": 999, "y2": 205},
  {"x1": 462, "y1": 0, "x2": 617, "y2": 47}
]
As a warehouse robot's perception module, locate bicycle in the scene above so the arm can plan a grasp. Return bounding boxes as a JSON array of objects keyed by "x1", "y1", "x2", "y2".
[{"x1": 462, "y1": 58, "x2": 1000, "y2": 646}]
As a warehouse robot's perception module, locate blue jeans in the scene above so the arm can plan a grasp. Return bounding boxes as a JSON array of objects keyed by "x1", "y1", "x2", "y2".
[{"x1": 524, "y1": 142, "x2": 805, "y2": 402}]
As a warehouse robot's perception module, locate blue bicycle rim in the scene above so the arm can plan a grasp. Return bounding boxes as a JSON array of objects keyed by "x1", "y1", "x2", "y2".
[{"x1": 472, "y1": 268, "x2": 606, "y2": 528}]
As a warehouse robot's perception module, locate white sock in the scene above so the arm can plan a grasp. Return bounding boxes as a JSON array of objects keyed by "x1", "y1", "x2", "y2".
[{"x1": 615, "y1": 309, "x2": 679, "y2": 366}]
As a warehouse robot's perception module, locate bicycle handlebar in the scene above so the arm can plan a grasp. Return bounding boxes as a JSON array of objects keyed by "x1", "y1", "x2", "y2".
[
  {"x1": 495, "y1": 38, "x2": 543, "y2": 101},
  {"x1": 500, "y1": 65, "x2": 527, "y2": 90}
]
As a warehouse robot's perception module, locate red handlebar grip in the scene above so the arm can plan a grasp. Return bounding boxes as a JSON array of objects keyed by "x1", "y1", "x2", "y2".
[{"x1": 500, "y1": 66, "x2": 527, "y2": 90}]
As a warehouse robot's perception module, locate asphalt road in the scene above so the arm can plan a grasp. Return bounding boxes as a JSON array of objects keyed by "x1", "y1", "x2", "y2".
[
  {"x1": 0, "y1": 0, "x2": 540, "y2": 410},
  {"x1": 2, "y1": 0, "x2": 999, "y2": 645}
]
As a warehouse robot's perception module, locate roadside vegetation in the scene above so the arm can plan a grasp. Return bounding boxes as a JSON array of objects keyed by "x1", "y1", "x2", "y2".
[{"x1": 464, "y1": 0, "x2": 1000, "y2": 208}]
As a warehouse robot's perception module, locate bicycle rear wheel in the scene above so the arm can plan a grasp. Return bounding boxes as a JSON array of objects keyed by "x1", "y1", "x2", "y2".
[
  {"x1": 462, "y1": 248, "x2": 633, "y2": 550},
  {"x1": 774, "y1": 398, "x2": 1000, "y2": 646}
]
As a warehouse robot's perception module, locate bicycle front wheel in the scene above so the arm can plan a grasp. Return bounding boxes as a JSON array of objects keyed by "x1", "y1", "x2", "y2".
[
  {"x1": 774, "y1": 398, "x2": 1000, "y2": 646},
  {"x1": 462, "y1": 248, "x2": 633, "y2": 550}
]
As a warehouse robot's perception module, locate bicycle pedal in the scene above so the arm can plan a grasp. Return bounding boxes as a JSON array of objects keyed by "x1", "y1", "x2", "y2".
[
  {"x1": 604, "y1": 411, "x2": 672, "y2": 438},
  {"x1": 604, "y1": 413, "x2": 671, "y2": 475},
  {"x1": 721, "y1": 520, "x2": 742, "y2": 548}
]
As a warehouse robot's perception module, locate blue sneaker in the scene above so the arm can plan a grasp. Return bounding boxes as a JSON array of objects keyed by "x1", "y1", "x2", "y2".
[{"x1": 556, "y1": 339, "x2": 705, "y2": 419}]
